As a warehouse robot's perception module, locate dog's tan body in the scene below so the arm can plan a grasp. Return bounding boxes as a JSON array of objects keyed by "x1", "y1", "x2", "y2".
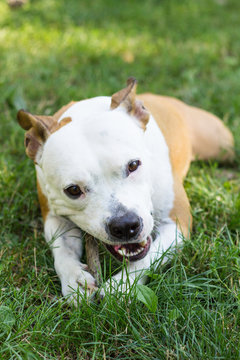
[{"x1": 18, "y1": 79, "x2": 234, "y2": 303}]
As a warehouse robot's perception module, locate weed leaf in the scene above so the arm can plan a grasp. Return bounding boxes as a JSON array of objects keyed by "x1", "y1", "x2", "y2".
[
  {"x1": 0, "y1": 306, "x2": 15, "y2": 332},
  {"x1": 136, "y1": 284, "x2": 158, "y2": 312}
]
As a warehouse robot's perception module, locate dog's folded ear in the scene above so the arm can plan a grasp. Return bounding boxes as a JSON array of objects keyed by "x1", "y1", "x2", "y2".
[
  {"x1": 17, "y1": 110, "x2": 71, "y2": 162},
  {"x1": 110, "y1": 77, "x2": 150, "y2": 129},
  {"x1": 17, "y1": 110, "x2": 54, "y2": 162}
]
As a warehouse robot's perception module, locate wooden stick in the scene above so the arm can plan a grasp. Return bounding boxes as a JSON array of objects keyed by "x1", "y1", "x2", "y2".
[{"x1": 85, "y1": 234, "x2": 102, "y2": 286}]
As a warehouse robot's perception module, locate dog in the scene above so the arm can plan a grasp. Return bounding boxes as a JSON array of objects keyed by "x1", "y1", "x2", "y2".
[{"x1": 17, "y1": 78, "x2": 234, "y2": 303}]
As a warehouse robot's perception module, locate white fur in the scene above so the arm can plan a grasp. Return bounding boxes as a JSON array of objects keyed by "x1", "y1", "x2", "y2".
[
  {"x1": 44, "y1": 214, "x2": 97, "y2": 304},
  {"x1": 36, "y1": 96, "x2": 178, "y2": 302}
]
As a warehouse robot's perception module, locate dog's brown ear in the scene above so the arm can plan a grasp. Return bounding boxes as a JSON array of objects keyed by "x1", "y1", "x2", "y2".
[
  {"x1": 17, "y1": 110, "x2": 72, "y2": 162},
  {"x1": 110, "y1": 77, "x2": 150, "y2": 129},
  {"x1": 17, "y1": 110, "x2": 55, "y2": 162}
]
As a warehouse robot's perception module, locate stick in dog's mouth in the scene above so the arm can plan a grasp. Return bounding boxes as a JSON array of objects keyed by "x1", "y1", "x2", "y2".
[{"x1": 105, "y1": 236, "x2": 152, "y2": 262}]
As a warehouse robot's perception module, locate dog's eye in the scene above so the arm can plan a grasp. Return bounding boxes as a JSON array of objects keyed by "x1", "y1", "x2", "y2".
[
  {"x1": 64, "y1": 185, "x2": 83, "y2": 199},
  {"x1": 128, "y1": 160, "x2": 141, "y2": 173}
]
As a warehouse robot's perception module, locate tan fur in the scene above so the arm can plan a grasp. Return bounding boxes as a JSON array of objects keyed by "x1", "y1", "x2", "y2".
[
  {"x1": 170, "y1": 175, "x2": 192, "y2": 238},
  {"x1": 52, "y1": 117, "x2": 72, "y2": 133},
  {"x1": 37, "y1": 180, "x2": 49, "y2": 221},
  {"x1": 139, "y1": 93, "x2": 234, "y2": 166},
  {"x1": 53, "y1": 101, "x2": 76, "y2": 121}
]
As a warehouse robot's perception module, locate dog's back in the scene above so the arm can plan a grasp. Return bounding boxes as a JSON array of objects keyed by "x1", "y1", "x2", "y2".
[{"x1": 138, "y1": 93, "x2": 234, "y2": 180}]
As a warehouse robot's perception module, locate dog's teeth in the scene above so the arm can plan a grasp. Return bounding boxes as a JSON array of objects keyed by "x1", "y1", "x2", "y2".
[
  {"x1": 140, "y1": 239, "x2": 147, "y2": 247},
  {"x1": 118, "y1": 248, "x2": 127, "y2": 256},
  {"x1": 129, "y1": 248, "x2": 144, "y2": 257},
  {"x1": 117, "y1": 243, "x2": 147, "y2": 258}
]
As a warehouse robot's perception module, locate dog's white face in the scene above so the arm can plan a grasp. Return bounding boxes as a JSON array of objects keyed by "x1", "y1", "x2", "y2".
[{"x1": 39, "y1": 97, "x2": 154, "y2": 261}]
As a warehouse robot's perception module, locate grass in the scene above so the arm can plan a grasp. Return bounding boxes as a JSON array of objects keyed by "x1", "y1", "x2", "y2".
[{"x1": 0, "y1": 0, "x2": 240, "y2": 358}]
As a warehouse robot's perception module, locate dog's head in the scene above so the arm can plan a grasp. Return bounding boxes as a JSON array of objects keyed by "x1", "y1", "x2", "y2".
[{"x1": 18, "y1": 78, "x2": 155, "y2": 262}]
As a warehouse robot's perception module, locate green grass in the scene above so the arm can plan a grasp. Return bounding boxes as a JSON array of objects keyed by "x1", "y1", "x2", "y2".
[{"x1": 0, "y1": 0, "x2": 240, "y2": 358}]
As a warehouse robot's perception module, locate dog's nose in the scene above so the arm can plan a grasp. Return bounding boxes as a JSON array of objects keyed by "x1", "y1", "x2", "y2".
[{"x1": 108, "y1": 212, "x2": 142, "y2": 241}]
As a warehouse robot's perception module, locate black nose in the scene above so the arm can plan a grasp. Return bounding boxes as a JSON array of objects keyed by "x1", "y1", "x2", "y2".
[{"x1": 107, "y1": 212, "x2": 142, "y2": 241}]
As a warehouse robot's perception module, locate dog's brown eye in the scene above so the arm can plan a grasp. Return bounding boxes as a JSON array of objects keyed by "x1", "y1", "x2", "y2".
[
  {"x1": 128, "y1": 160, "x2": 141, "y2": 173},
  {"x1": 64, "y1": 185, "x2": 83, "y2": 199}
]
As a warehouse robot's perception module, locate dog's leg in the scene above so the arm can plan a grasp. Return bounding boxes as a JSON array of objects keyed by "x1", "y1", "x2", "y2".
[
  {"x1": 105, "y1": 219, "x2": 182, "y2": 293},
  {"x1": 44, "y1": 214, "x2": 97, "y2": 303}
]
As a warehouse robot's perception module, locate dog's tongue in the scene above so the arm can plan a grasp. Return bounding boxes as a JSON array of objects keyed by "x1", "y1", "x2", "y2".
[{"x1": 113, "y1": 245, "x2": 121, "y2": 251}]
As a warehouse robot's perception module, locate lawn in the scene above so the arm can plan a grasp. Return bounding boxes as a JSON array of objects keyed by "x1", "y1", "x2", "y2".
[{"x1": 0, "y1": 0, "x2": 240, "y2": 359}]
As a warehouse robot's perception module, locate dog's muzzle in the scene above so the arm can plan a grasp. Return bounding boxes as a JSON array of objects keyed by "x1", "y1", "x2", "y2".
[{"x1": 105, "y1": 212, "x2": 151, "y2": 262}]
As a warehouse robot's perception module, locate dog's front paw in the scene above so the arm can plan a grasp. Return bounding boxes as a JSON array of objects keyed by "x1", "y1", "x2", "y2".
[
  {"x1": 104, "y1": 273, "x2": 132, "y2": 295},
  {"x1": 103, "y1": 267, "x2": 146, "y2": 297},
  {"x1": 60, "y1": 265, "x2": 98, "y2": 305}
]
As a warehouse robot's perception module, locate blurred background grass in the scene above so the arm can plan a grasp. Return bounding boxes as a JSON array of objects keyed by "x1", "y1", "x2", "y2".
[{"x1": 0, "y1": 0, "x2": 240, "y2": 359}]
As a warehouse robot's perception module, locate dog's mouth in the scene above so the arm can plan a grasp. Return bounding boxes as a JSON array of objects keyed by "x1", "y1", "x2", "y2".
[{"x1": 105, "y1": 236, "x2": 151, "y2": 262}]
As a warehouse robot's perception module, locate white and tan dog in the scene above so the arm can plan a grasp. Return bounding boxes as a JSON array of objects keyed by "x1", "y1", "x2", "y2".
[{"x1": 17, "y1": 78, "x2": 234, "y2": 302}]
